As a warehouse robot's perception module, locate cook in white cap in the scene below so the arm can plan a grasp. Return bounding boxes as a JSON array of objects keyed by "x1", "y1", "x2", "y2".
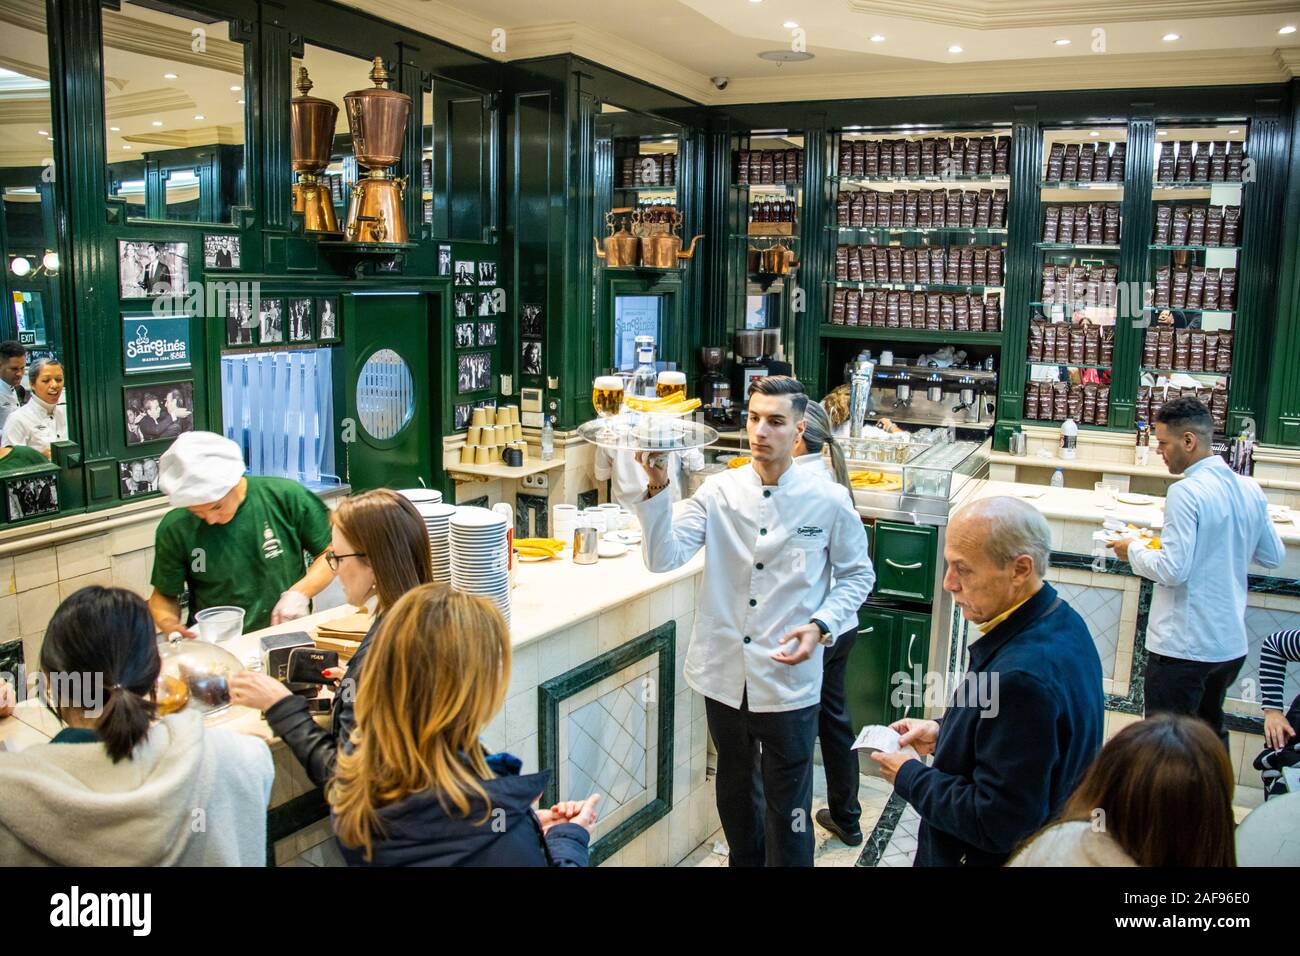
[{"x1": 146, "y1": 431, "x2": 335, "y2": 636}]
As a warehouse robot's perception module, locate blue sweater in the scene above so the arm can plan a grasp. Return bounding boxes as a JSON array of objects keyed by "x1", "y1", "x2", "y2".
[
  {"x1": 894, "y1": 583, "x2": 1104, "y2": 866},
  {"x1": 338, "y1": 752, "x2": 589, "y2": 867}
]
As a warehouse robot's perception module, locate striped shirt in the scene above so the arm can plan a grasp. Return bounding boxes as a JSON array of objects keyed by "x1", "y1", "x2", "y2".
[{"x1": 1260, "y1": 629, "x2": 1300, "y2": 713}]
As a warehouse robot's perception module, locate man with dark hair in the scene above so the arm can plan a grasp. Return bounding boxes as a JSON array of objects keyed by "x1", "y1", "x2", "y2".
[
  {"x1": 0, "y1": 340, "x2": 27, "y2": 431},
  {"x1": 1109, "y1": 396, "x2": 1284, "y2": 748},
  {"x1": 633, "y1": 374, "x2": 875, "y2": 866}
]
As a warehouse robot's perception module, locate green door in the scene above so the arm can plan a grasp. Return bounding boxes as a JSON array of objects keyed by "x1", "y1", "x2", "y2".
[
  {"x1": 337, "y1": 293, "x2": 437, "y2": 491},
  {"x1": 893, "y1": 611, "x2": 932, "y2": 722},
  {"x1": 844, "y1": 604, "x2": 896, "y2": 733}
]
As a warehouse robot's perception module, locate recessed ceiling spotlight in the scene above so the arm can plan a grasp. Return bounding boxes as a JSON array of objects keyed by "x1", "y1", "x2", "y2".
[
  {"x1": 163, "y1": 72, "x2": 178, "y2": 79},
  {"x1": 109, "y1": 126, "x2": 120, "y2": 132},
  {"x1": 36, "y1": 130, "x2": 47, "y2": 136},
  {"x1": 948, "y1": 44, "x2": 963, "y2": 53},
  {"x1": 194, "y1": 114, "x2": 205, "y2": 120},
  {"x1": 230, "y1": 85, "x2": 241, "y2": 92},
  {"x1": 749, "y1": 0, "x2": 762, "y2": 4},
  {"x1": 237, "y1": 98, "x2": 245, "y2": 105},
  {"x1": 783, "y1": 20, "x2": 798, "y2": 28},
  {"x1": 1089, "y1": 131, "x2": 1099, "y2": 136},
  {"x1": 123, "y1": 145, "x2": 133, "y2": 150},
  {"x1": 1280, "y1": 25, "x2": 1296, "y2": 34},
  {"x1": 870, "y1": 35, "x2": 885, "y2": 42},
  {"x1": 1162, "y1": 33, "x2": 1180, "y2": 42},
  {"x1": 1157, "y1": 130, "x2": 1168, "y2": 136},
  {"x1": 1229, "y1": 128, "x2": 1240, "y2": 134},
  {"x1": 1054, "y1": 38, "x2": 1071, "y2": 46},
  {"x1": 151, "y1": 120, "x2": 163, "y2": 126}
]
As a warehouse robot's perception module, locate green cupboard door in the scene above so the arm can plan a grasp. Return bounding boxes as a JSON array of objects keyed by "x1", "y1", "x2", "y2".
[
  {"x1": 873, "y1": 521, "x2": 937, "y2": 603},
  {"x1": 844, "y1": 605, "x2": 896, "y2": 733},
  {"x1": 893, "y1": 611, "x2": 932, "y2": 722},
  {"x1": 338, "y1": 294, "x2": 435, "y2": 491}
]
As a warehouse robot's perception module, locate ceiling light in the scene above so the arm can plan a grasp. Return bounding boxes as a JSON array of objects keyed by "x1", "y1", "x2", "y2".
[
  {"x1": 948, "y1": 44, "x2": 963, "y2": 53},
  {"x1": 151, "y1": 120, "x2": 163, "y2": 127},
  {"x1": 1280, "y1": 25, "x2": 1296, "y2": 35},
  {"x1": 194, "y1": 114, "x2": 205, "y2": 120},
  {"x1": 163, "y1": 72, "x2": 178, "y2": 80},
  {"x1": 749, "y1": 0, "x2": 762, "y2": 4},
  {"x1": 237, "y1": 98, "x2": 245, "y2": 105},
  {"x1": 109, "y1": 126, "x2": 120, "y2": 132},
  {"x1": 1089, "y1": 131, "x2": 1099, "y2": 136},
  {"x1": 123, "y1": 145, "x2": 133, "y2": 150},
  {"x1": 9, "y1": 257, "x2": 31, "y2": 278},
  {"x1": 783, "y1": 20, "x2": 798, "y2": 28},
  {"x1": 42, "y1": 251, "x2": 59, "y2": 272},
  {"x1": 37, "y1": 130, "x2": 47, "y2": 136},
  {"x1": 1157, "y1": 130, "x2": 1168, "y2": 136},
  {"x1": 1054, "y1": 38, "x2": 1071, "y2": 46},
  {"x1": 870, "y1": 34, "x2": 885, "y2": 42},
  {"x1": 1229, "y1": 128, "x2": 1240, "y2": 134},
  {"x1": 1162, "y1": 33, "x2": 1180, "y2": 42},
  {"x1": 230, "y1": 85, "x2": 241, "y2": 92}
]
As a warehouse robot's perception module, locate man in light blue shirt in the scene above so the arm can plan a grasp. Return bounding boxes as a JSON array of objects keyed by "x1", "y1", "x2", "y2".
[{"x1": 1110, "y1": 397, "x2": 1284, "y2": 748}]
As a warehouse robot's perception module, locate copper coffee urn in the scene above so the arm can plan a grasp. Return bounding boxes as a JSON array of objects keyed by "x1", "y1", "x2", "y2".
[
  {"x1": 290, "y1": 67, "x2": 340, "y2": 233},
  {"x1": 342, "y1": 57, "x2": 411, "y2": 244}
]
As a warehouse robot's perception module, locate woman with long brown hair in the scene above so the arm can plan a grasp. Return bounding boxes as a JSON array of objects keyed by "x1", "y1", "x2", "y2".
[
  {"x1": 1009, "y1": 713, "x2": 1237, "y2": 867},
  {"x1": 331, "y1": 584, "x2": 600, "y2": 866},
  {"x1": 230, "y1": 488, "x2": 433, "y2": 787}
]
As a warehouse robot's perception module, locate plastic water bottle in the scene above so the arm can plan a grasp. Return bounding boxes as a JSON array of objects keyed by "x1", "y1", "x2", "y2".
[
  {"x1": 1051, "y1": 468, "x2": 1065, "y2": 488},
  {"x1": 1059, "y1": 417, "x2": 1078, "y2": 460},
  {"x1": 540, "y1": 416, "x2": 554, "y2": 461}
]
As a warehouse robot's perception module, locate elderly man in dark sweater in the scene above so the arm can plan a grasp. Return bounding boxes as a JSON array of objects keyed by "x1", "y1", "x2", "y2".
[{"x1": 872, "y1": 496, "x2": 1104, "y2": 866}]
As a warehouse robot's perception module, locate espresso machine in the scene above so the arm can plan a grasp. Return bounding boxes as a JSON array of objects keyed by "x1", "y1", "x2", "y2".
[
  {"x1": 732, "y1": 330, "x2": 768, "y2": 406},
  {"x1": 343, "y1": 57, "x2": 411, "y2": 244},
  {"x1": 290, "y1": 67, "x2": 340, "y2": 233},
  {"x1": 843, "y1": 349, "x2": 998, "y2": 434}
]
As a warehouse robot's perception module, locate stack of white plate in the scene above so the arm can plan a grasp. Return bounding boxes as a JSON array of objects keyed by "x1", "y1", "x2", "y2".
[
  {"x1": 450, "y1": 506, "x2": 511, "y2": 624},
  {"x1": 416, "y1": 501, "x2": 457, "y2": 583},
  {"x1": 399, "y1": 488, "x2": 443, "y2": 505}
]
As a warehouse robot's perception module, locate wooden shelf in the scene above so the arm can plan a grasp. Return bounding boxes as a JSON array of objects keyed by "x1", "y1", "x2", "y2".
[{"x1": 446, "y1": 457, "x2": 566, "y2": 483}]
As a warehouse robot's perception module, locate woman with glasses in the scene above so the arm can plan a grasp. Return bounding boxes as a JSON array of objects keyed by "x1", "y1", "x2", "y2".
[{"x1": 230, "y1": 489, "x2": 433, "y2": 787}]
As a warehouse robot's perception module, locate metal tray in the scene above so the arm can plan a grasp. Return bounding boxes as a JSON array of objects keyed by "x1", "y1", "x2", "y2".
[{"x1": 578, "y1": 414, "x2": 719, "y2": 453}]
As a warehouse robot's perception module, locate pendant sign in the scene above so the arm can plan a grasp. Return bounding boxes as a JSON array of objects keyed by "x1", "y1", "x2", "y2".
[{"x1": 123, "y1": 314, "x2": 191, "y2": 373}]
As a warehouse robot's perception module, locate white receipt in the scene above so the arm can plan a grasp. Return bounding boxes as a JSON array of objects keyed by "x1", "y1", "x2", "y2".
[{"x1": 851, "y1": 724, "x2": 919, "y2": 758}]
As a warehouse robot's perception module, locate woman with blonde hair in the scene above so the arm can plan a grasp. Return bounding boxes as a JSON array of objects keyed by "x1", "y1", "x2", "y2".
[
  {"x1": 1009, "y1": 713, "x2": 1237, "y2": 867},
  {"x1": 230, "y1": 488, "x2": 433, "y2": 787},
  {"x1": 821, "y1": 383, "x2": 900, "y2": 441},
  {"x1": 331, "y1": 584, "x2": 600, "y2": 866}
]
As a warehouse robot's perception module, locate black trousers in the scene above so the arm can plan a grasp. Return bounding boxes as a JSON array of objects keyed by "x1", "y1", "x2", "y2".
[
  {"x1": 705, "y1": 691, "x2": 819, "y2": 867},
  {"x1": 1144, "y1": 651, "x2": 1246, "y2": 751},
  {"x1": 819, "y1": 629, "x2": 862, "y2": 831}
]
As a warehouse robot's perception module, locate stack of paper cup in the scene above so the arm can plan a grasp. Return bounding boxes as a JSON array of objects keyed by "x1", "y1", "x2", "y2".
[
  {"x1": 450, "y1": 506, "x2": 511, "y2": 625},
  {"x1": 552, "y1": 504, "x2": 578, "y2": 549}
]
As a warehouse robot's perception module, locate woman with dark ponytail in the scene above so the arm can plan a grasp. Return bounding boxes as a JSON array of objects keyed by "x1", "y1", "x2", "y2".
[
  {"x1": 793, "y1": 399, "x2": 875, "y2": 847},
  {"x1": 0, "y1": 586, "x2": 274, "y2": 865}
]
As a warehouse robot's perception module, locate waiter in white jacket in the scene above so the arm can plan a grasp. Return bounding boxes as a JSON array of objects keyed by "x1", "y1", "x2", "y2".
[
  {"x1": 1110, "y1": 396, "x2": 1284, "y2": 749},
  {"x1": 634, "y1": 375, "x2": 875, "y2": 866}
]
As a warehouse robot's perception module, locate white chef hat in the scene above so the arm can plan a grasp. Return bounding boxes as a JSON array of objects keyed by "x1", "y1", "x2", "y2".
[{"x1": 158, "y1": 432, "x2": 246, "y2": 508}]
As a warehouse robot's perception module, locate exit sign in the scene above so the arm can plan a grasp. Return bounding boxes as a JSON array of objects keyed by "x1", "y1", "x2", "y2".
[{"x1": 17, "y1": 332, "x2": 35, "y2": 346}]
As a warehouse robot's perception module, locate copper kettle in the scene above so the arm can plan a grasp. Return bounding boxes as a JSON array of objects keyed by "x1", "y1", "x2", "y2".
[
  {"x1": 594, "y1": 210, "x2": 640, "y2": 268},
  {"x1": 640, "y1": 221, "x2": 703, "y2": 268},
  {"x1": 758, "y1": 239, "x2": 798, "y2": 275}
]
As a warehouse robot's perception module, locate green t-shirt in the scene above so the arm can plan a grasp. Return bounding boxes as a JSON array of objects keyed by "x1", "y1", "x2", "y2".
[
  {"x1": 0, "y1": 445, "x2": 51, "y2": 474},
  {"x1": 151, "y1": 476, "x2": 333, "y2": 632}
]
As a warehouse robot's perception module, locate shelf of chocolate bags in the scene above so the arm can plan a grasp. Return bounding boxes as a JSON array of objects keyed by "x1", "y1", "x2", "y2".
[
  {"x1": 829, "y1": 174, "x2": 1010, "y2": 186},
  {"x1": 820, "y1": 324, "x2": 1002, "y2": 345},
  {"x1": 827, "y1": 279, "x2": 1003, "y2": 295},
  {"x1": 1039, "y1": 180, "x2": 1124, "y2": 191},
  {"x1": 1035, "y1": 242, "x2": 1121, "y2": 253},
  {"x1": 1027, "y1": 361, "x2": 1112, "y2": 371},
  {"x1": 1141, "y1": 368, "x2": 1230, "y2": 379},
  {"x1": 1152, "y1": 180, "x2": 1245, "y2": 191},
  {"x1": 828, "y1": 226, "x2": 1008, "y2": 241}
]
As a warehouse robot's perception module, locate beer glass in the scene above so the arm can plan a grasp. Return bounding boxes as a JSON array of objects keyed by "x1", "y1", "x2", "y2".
[
  {"x1": 655, "y1": 370, "x2": 687, "y2": 401},
  {"x1": 592, "y1": 375, "x2": 625, "y2": 439}
]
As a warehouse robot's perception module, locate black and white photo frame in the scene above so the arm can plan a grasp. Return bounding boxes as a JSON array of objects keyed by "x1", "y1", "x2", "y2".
[
  {"x1": 119, "y1": 240, "x2": 190, "y2": 299},
  {"x1": 438, "y1": 245, "x2": 452, "y2": 277},
  {"x1": 258, "y1": 298, "x2": 284, "y2": 345},
  {"x1": 478, "y1": 261, "x2": 497, "y2": 286},
  {"x1": 124, "y1": 380, "x2": 195, "y2": 446},
  {"x1": 454, "y1": 322, "x2": 475, "y2": 348},
  {"x1": 521, "y1": 338, "x2": 542, "y2": 376},
  {"x1": 287, "y1": 297, "x2": 313, "y2": 343},
  {"x1": 454, "y1": 260, "x2": 476, "y2": 286},
  {"x1": 225, "y1": 297, "x2": 255, "y2": 347},
  {"x1": 522, "y1": 303, "x2": 544, "y2": 338},
  {"x1": 203, "y1": 234, "x2": 240, "y2": 270},
  {"x1": 119, "y1": 455, "x2": 162, "y2": 498},
  {"x1": 454, "y1": 292, "x2": 476, "y2": 318},
  {"x1": 453, "y1": 402, "x2": 473, "y2": 430},
  {"x1": 6, "y1": 473, "x2": 59, "y2": 521},
  {"x1": 477, "y1": 322, "x2": 497, "y2": 346},
  {"x1": 316, "y1": 297, "x2": 340, "y2": 342},
  {"x1": 457, "y1": 351, "x2": 492, "y2": 393}
]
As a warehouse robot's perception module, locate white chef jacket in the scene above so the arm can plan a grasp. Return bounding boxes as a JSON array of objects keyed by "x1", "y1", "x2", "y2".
[
  {"x1": 3, "y1": 397, "x2": 66, "y2": 454},
  {"x1": 1128, "y1": 454, "x2": 1284, "y2": 662},
  {"x1": 795, "y1": 451, "x2": 834, "y2": 482},
  {"x1": 634, "y1": 461, "x2": 875, "y2": 712},
  {"x1": 594, "y1": 446, "x2": 704, "y2": 508},
  {"x1": 0, "y1": 382, "x2": 19, "y2": 432}
]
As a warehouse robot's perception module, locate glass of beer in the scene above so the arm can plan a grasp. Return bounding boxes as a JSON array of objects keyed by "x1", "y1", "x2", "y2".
[
  {"x1": 656, "y1": 370, "x2": 687, "y2": 401},
  {"x1": 592, "y1": 375, "x2": 625, "y2": 438}
]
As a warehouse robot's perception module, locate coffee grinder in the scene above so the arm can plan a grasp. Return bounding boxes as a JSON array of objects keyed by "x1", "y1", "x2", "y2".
[
  {"x1": 699, "y1": 346, "x2": 733, "y2": 427},
  {"x1": 290, "y1": 67, "x2": 340, "y2": 233},
  {"x1": 733, "y1": 330, "x2": 768, "y2": 407},
  {"x1": 342, "y1": 57, "x2": 411, "y2": 244}
]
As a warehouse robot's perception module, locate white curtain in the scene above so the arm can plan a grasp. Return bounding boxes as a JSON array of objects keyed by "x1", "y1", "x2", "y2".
[{"x1": 221, "y1": 348, "x2": 337, "y2": 484}]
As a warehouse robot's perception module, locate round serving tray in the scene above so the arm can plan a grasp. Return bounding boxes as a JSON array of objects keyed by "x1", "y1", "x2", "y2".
[{"x1": 577, "y1": 414, "x2": 719, "y2": 454}]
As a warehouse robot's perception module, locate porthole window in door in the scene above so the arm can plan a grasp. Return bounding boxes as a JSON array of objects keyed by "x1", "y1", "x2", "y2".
[{"x1": 356, "y1": 348, "x2": 414, "y2": 439}]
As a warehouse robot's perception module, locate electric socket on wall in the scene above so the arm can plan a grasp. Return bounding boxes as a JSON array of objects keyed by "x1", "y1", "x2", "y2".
[{"x1": 521, "y1": 473, "x2": 549, "y2": 491}]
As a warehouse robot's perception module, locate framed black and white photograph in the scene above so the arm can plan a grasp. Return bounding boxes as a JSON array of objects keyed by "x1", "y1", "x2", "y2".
[
  {"x1": 454, "y1": 292, "x2": 476, "y2": 318},
  {"x1": 124, "y1": 381, "x2": 194, "y2": 446},
  {"x1": 6, "y1": 473, "x2": 58, "y2": 521},
  {"x1": 438, "y1": 245, "x2": 452, "y2": 276},
  {"x1": 477, "y1": 322, "x2": 497, "y2": 346},
  {"x1": 258, "y1": 298, "x2": 284, "y2": 345},
  {"x1": 522, "y1": 303, "x2": 543, "y2": 338},
  {"x1": 521, "y1": 339, "x2": 542, "y2": 376},
  {"x1": 225, "y1": 297, "x2": 255, "y2": 347},
  {"x1": 118, "y1": 240, "x2": 189, "y2": 299},
  {"x1": 476, "y1": 398, "x2": 498, "y2": 412},
  {"x1": 287, "y1": 297, "x2": 313, "y2": 342},
  {"x1": 118, "y1": 455, "x2": 161, "y2": 498},
  {"x1": 478, "y1": 261, "x2": 497, "y2": 286},
  {"x1": 203, "y1": 234, "x2": 240, "y2": 270},
  {"x1": 454, "y1": 322, "x2": 475, "y2": 348},
  {"x1": 316, "y1": 297, "x2": 340, "y2": 342},
  {"x1": 453, "y1": 402, "x2": 473, "y2": 430},
  {"x1": 478, "y1": 292, "x2": 495, "y2": 317},
  {"x1": 454, "y1": 260, "x2": 476, "y2": 286},
  {"x1": 457, "y1": 351, "x2": 492, "y2": 393}
]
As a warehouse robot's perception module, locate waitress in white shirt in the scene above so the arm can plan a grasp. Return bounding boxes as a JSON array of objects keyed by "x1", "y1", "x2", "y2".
[
  {"x1": 634, "y1": 376, "x2": 875, "y2": 866},
  {"x1": 1109, "y1": 396, "x2": 1284, "y2": 749},
  {"x1": 3, "y1": 357, "x2": 67, "y2": 458}
]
